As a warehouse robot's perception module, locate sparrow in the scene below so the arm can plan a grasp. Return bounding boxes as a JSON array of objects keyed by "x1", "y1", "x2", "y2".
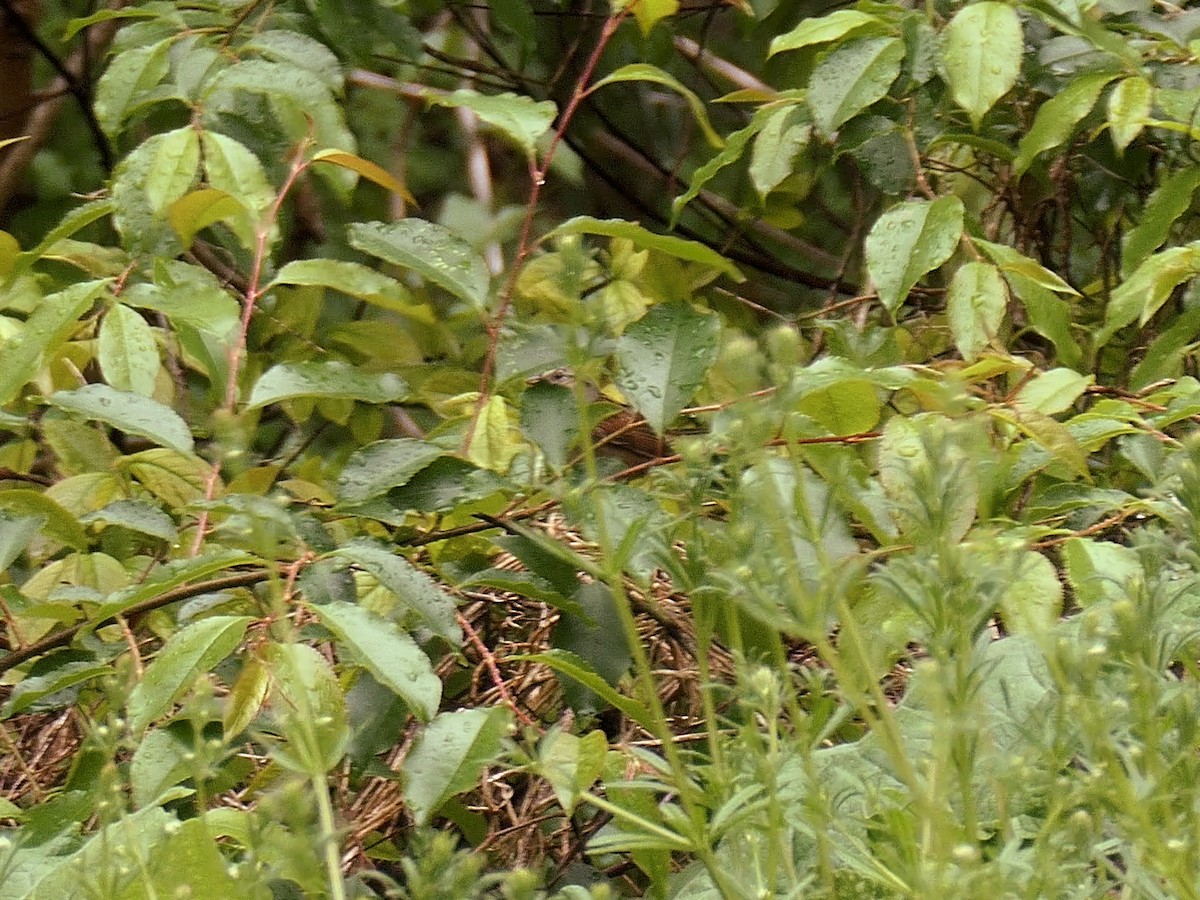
[{"x1": 529, "y1": 369, "x2": 672, "y2": 465}]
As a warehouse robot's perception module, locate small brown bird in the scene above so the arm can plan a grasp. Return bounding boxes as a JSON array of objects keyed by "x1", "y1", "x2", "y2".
[{"x1": 531, "y1": 369, "x2": 672, "y2": 465}]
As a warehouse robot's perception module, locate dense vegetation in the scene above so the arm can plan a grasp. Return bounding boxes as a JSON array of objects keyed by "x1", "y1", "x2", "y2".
[{"x1": 4, "y1": 0, "x2": 1200, "y2": 896}]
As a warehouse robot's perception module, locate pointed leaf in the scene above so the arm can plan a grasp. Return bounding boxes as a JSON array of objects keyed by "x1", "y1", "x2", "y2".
[
  {"x1": 337, "y1": 439, "x2": 447, "y2": 503},
  {"x1": 589, "y1": 64, "x2": 723, "y2": 148},
  {"x1": 311, "y1": 601, "x2": 441, "y2": 721},
  {"x1": 0, "y1": 491, "x2": 87, "y2": 551},
  {"x1": 311, "y1": 149, "x2": 415, "y2": 204},
  {"x1": 422, "y1": 90, "x2": 556, "y2": 156},
  {"x1": 865, "y1": 196, "x2": 964, "y2": 312},
  {"x1": 348, "y1": 220, "x2": 490, "y2": 308},
  {"x1": 974, "y1": 239, "x2": 1079, "y2": 294},
  {"x1": 271, "y1": 259, "x2": 430, "y2": 319},
  {"x1": 402, "y1": 707, "x2": 511, "y2": 826},
  {"x1": 947, "y1": 261, "x2": 1007, "y2": 361},
  {"x1": 1100, "y1": 244, "x2": 1200, "y2": 345},
  {"x1": 1014, "y1": 73, "x2": 1117, "y2": 176},
  {"x1": 550, "y1": 217, "x2": 743, "y2": 281},
  {"x1": 47, "y1": 384, "x2": 193, "y2": 454},
  {"x1": 808, "y1": 37, "x2": 905, "y2": 134},
  {"x1": 331, "y1": 540, "x2": 461, "y2": 643},
  {"x1": 1107, "y1": 75, "x2": 1152, "y2": 154},
  {"x1": 0, "y1": 279, "x2": 109, "y2": 406},
  {"x1": 940, "y1": 3, "x2": 1022, "y2": 126},
  {"x1": 770, "y1": 9, "x2": 883, "y2": 55},
  {"x1": 615, "y1": 301, "x2": 721, "y2": 435},
  {"x1": 513, "y1": 649, "x2": 655, "y2": 730},
  {"x1": 1122, "y1": 167, "x2": 1200, "y2": 277},
  {"x1": 167, "y1": 188, "x2": 245, "y2": 247},
  {"x1": 127, "y1": 616, "x2": 253, "y2": 733},
  {"x1": 246, "y1": 360, "x2": 408, "y2": 409},
  {"x1": 98, "y1": 304, "x2": 159, "y2": 397}
]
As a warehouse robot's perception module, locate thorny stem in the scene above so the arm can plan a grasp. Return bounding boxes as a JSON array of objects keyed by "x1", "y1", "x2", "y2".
[
  {"x1": 189, "y1": 139, "x2": 313, "y2": 556},
  {"x1": 465, "y1": 9, "x2": 632, "y2": 452}
]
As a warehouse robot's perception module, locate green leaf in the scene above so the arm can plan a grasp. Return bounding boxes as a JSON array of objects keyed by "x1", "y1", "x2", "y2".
[
  {"x1": 126, "y1": 616, "x2": 253, "y2": 734},
  {"x1": 940, "y1": 3, "x2": 1022, "y2": 127},
  {"x1": 167, "y1": 188, "x2": 245, "y2": 247},
  {"x1": 271, "y1": 258, "x2": 430, "y2": 319},
  {"x1": 144, "y1": 127, "x2": 200, "y2": 216},
  {"x1": 402, "y1": 707, "x2": 512, "y2": 826},
  {"x1": 865, "y1": 196, "x2": 964, "y2": 313},
  {"x1": 513, "y1": 649, "x2": 655, "y2": 730},
  {"x1": 246, "y1": 360, "x2": 408, "y2": 409},
  {"x1": 423, "y1": 90, "x2": 557, "y2": 156},
  {"x1": 671, "y1": 118, "x2": 763, "y2": 225},
  {"x1": 974, "y1": 239, "x2": 1079, "y2": 295},
  {"x1": 244, "y1": 29, "x2": 345, "y2": 92},
  {"x1": 947, "y1": 261, "x2": 1007, "y2": 361},
  {"x1": 1005, "y1": 273, "x2": 1082, "y2": 370},
  {"x1": 1014, "y1": 73, "x2": 1117, "y2": 176},
  {"x1": 769, "y1": 10, "x2": 884, "y2": 55},
  {"x1": 1122, "y1": 167, "x2": 1200, "y2": 277},
  {"x1": 89, "y1": 550, "x2": 258, "y2": 624},
  {"x1": 0, "y1": 513, "x2": 44, "y2": 569},
  {"x1": 348, "y1": 219, "x2": 490, "y2": 308},
  {"x1": 94, "y1": 39, "x2": 172, "y2": 137},
  {"x1": 464, "y1": 394, "x2": 523, "y2": 473},
  {"x1": 311, "y1": 601, "x2": 441, "y2": 721},
  {"x1": 47, "y1": 384, "x2": 194, "y2": 454},
  {"x1": 264, "y1": 642, "x2": 348, "y2": 775},
  {"x1": 520, "y1": 379, "x2": 580, "y2": 468},
  {"x1": 795, "y1": 379, "x2": 881, "y2": 435},
  {"x1": 1063, "y1": 537, "x2": 1142, "y2": 607},
  {"x1": 331, "y1": 540, "x2": 461, "y2": 643},
  {"x1": 749, "y1": 105, "x2": 812, "y2": 199},
  {"x1": 808, "y1": 37, "x2": 905, "y2": 135},
  {"x1": 0, "y1": 490, "x2": 87, "y2": 551},
  {"x1": 2, "y1": 661, "x2": 113, "y2": 718},
  {"x1": 1099, "y1": 244, "x2": 1200, "y2": 345},
  {"x1": 98, "y1": 304, "x2": 159, "y2": 397},
  {"x1": 588, "y1": 64, "x2": 724, "y2": 148},
  {"x1": 337, "y1": 439, "x2": 447, "y2": 503},
  {"x1": 119, "y1": 448, "x2": 210, "y2": 508},
  {"x1": 998, "y1": 550, "x2": 1062, "y2": 634},
  {"x1": 538, "y1": 728, "x2": 607, "y2": 815},
  {"x1": 614, "y1": 301, "x2": 721, "y2": 435},
  {"x1": 200, "y1": 132, "x2": 276, "y2": 249},
  {"x1": 0, "y1": 279, "x2": 109, "y2": 406},
  {"x1": 79, "y1": 499, "x2": 178, "y2": 541},
  {"x1": 1014, "y1": 368, "x2": 1092, "y2": 416},
  {"x1": 550, "y1": 216, "x2": 743, "y2": 281},
  {"x1": 203, "y1": 59, "x2": 354, "y2": 155},
  {"x1": 129, "y1": 721, "x2": 197, "y2": 807},
  {"x1": 1107, "y1": 74, "x2": 1152, "y2": 154},
  {"x1": 223, "y1": 655, "x2": 269, "y2": 739},
  {"x1": 124, "y1": 260, "x2": 240, "y2": 340},
  {"x1": 625, "y1": 0, "x2": 678, "y2": 35}
]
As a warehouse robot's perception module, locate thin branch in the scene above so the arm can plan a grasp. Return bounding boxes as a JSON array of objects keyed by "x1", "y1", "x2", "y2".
[{"x1": 0, "y1": 570, "x2": 270, "y2": 675}]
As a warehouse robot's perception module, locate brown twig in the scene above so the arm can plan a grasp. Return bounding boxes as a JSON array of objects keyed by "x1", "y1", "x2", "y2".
[
  {"x1": 190, "y1": 139, "x2": 314, "y2": 556},
  {"x1": 466, "y1": 8, "x2": 633, "y2": 451},
  {"x1": 0, "y1": 570, "x2": 270, "y2": 675},
  {"x1": 457, "y1": 610, "x2": 536, "y2": 728}
]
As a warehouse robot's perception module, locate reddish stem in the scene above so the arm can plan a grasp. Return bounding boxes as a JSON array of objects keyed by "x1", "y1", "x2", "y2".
[
  {"x1": 465, "y1": 10, "x2": 631, "y2": 451},
  {"x1": 189, "y1": 141, "x2": 312, "y2": 556}
]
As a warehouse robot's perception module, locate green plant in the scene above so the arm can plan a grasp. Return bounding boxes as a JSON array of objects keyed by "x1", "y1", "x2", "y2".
[{"x1": 5, "y1": 0, "x2": 1200, "y2": 897}]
